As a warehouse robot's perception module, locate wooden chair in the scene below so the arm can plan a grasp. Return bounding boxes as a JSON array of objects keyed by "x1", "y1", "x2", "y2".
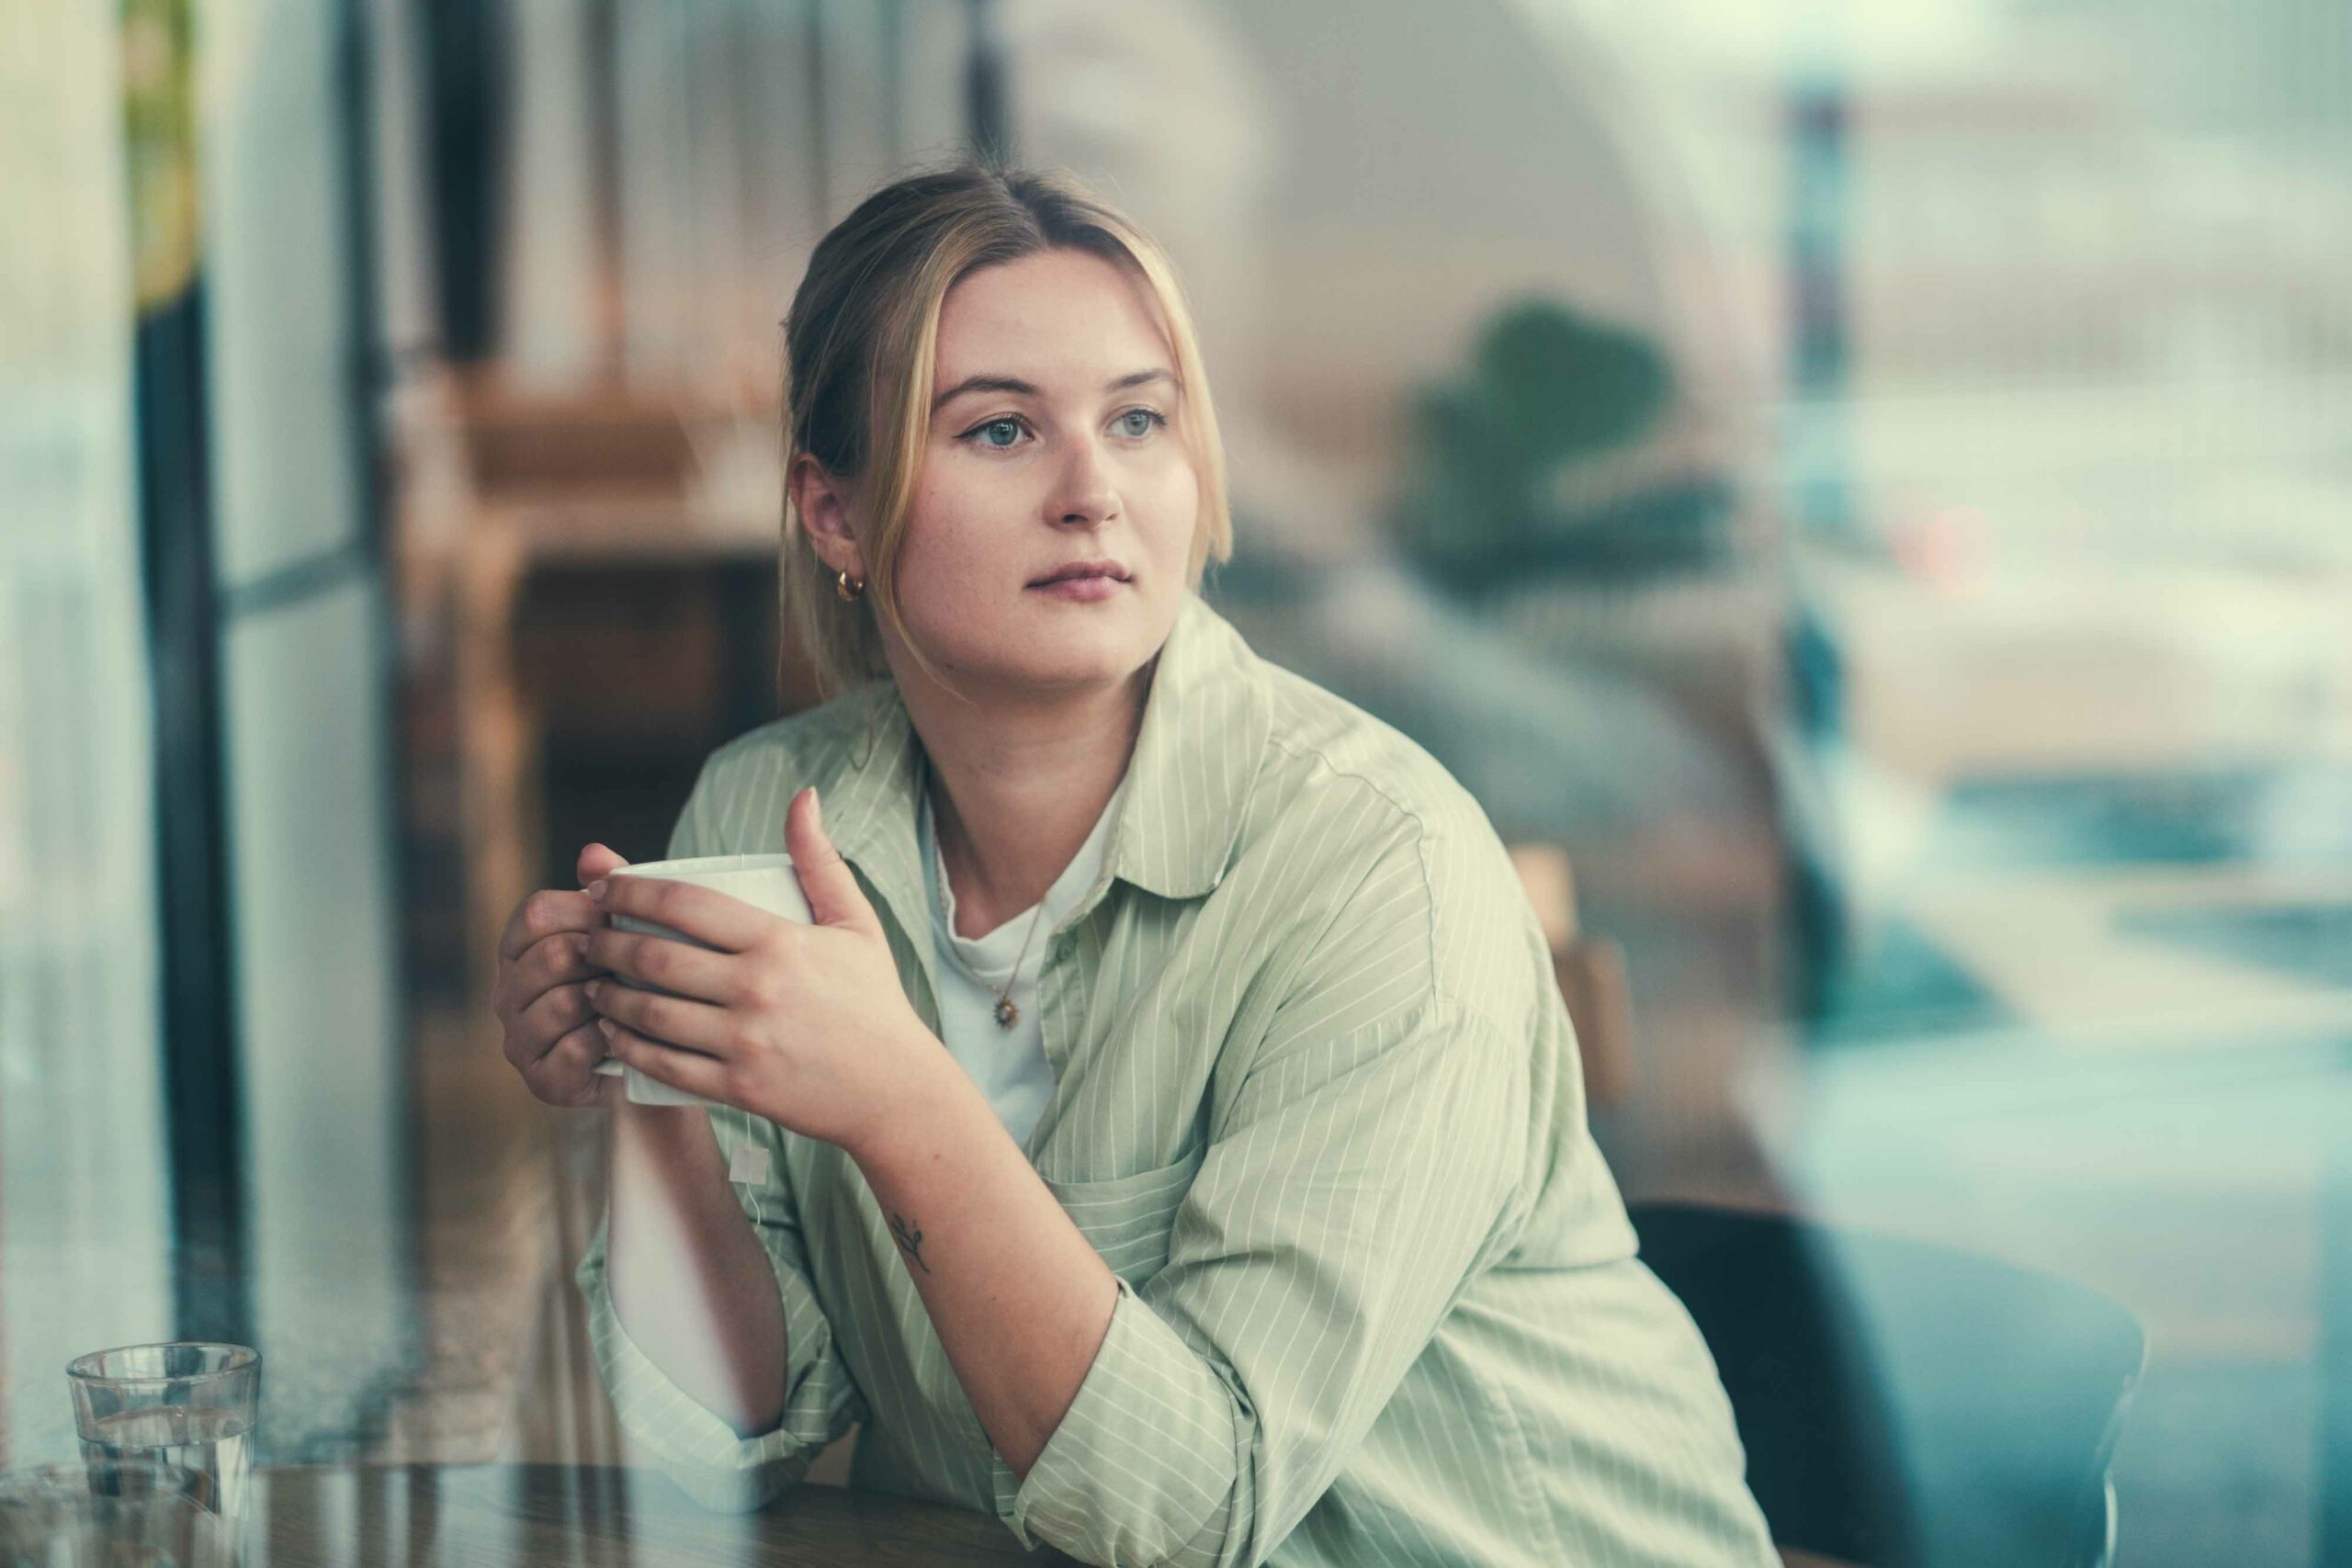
[
  {"x1": 1508, "y1": 843, "x2": 1635, "y2": 1109},
  {"x1": 395, "y1": 376, "x2": 775, "y2": 1004},
  {"x1": 1629, "y1": 1201, "x2": 2147, "y2": 1568}
]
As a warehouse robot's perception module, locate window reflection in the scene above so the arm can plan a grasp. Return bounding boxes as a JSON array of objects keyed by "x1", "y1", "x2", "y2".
[{"x1": 2, "y1": 0, "x2": 2345, "y2": 1561}]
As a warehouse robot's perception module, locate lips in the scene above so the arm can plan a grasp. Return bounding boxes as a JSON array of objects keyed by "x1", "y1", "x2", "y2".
[{"x1": 1030, "y1": 560, "x2": 1129, "y2": 586}]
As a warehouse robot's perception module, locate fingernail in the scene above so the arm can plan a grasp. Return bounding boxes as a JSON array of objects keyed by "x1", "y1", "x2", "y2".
[
  {"x1": 596, "y1": 1018, "x2": 616, "y2": 1038},
  {"x1": 587, "y1": 879, "x2": 607, "y2": 902},
  {"x1": 808, "y1": 788, "x2": 823, "y2": 834}
]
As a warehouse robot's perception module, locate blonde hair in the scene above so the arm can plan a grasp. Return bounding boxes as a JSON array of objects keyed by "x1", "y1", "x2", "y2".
[{"x1": 778, "y1": 161, "x2": 1234, "y2": 714}]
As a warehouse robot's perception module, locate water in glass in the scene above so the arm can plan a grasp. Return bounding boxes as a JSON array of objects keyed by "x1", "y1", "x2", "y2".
[{"x1": 76, "y1": 1407, "x2": 252, "y2": 1521}]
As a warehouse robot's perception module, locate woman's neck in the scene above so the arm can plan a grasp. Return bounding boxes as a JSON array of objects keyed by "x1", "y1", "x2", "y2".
[{"x1": 908, "y1": 665, "x2": 1151, "y2": 938}]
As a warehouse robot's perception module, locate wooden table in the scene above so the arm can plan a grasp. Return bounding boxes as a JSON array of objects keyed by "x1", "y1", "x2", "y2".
[{"x1": 243, "y1": 1464, "x2": 1083, "y2": 1566}]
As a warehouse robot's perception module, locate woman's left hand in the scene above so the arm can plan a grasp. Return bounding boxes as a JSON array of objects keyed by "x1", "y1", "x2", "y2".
[{"x1": 582, "y1": 785, "x2": 940, "y2": 1153}]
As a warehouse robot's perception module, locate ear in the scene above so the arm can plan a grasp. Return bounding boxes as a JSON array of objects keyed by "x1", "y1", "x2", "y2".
[{"x1": 790, "y1": 453, "x2": 865, "y2": 579}]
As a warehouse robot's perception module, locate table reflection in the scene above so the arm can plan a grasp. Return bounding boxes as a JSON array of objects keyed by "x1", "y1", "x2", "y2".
[{"x1": 250, "y1": 1464, "x2": 1080, "y2": 1566}]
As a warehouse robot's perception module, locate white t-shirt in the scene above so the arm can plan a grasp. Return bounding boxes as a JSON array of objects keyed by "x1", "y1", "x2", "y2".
[{"x1": 916, "y1": 766, "x2": 1130, "y2": 1150}]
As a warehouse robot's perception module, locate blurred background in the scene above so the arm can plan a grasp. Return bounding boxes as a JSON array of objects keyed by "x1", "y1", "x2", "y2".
[{"x1": 2, "y1": 1, "x2": 2347, "y2": 1563}]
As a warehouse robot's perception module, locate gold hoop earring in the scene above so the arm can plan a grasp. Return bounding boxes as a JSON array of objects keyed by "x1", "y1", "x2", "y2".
[{"x1": 835, "y1": 568, "x2": 865, "y2": 602}]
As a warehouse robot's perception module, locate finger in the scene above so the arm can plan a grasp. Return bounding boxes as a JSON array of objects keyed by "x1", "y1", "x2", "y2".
[
  {"x1": 582, "y1": 927, "x2": 738, "y2": 1006},
  {"x1": 591, "y1": 874, "x2": 774, "y2": 954},
  {"x1": 499, "y1": 887, "x2": 602, "y2": 965},
  {"x1": 577, "y1": 842, "x2": 631, "y2": 887},
  {"x1": 509, "y1": 980, "x2": 596, "y2": 1070},
  {"x1": 497, "y1": 930, "x2": 593, "y2": 1025},
  {"x1": 601, "y1": 1018, "x2": 733, "y2": 1104},
  {"x1": 520, "y1": 931, "x2": 597, "y2": 1004},
  {"x1": 523, "y1": 1021, "x2": 610, "y2": 1108},
  {"x1": 585, "y1": 977, "x2": 734, "y2": 1058},
  {"x1": 785, "y1": 786, "x2": 876, "y2": 932}
]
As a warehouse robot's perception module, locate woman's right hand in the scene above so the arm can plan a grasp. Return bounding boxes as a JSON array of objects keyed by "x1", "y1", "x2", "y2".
[{"x1": 493, "y1": 842, "x2": 631, "y2": 1107}]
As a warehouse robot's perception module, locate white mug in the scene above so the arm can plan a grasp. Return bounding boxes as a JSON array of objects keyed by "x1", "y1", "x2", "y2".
[{"x1": 591, "y1": 852, "x2": 813, "y2": 1108}]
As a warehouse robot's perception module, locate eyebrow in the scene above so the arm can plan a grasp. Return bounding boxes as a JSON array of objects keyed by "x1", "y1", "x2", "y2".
[{"x1": 931, "y1": 367, "x2": 1177, "y2": 413}]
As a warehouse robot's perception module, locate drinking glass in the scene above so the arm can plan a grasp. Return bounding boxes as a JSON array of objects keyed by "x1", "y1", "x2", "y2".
[{"x1": 65, "y1": 1345, "x2": 257, "y2": 1528}]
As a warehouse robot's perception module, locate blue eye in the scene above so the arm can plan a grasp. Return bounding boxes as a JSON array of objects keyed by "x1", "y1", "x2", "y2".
[{"x1": 959, "y1": 408, "x2": 1165, "y2": 452}]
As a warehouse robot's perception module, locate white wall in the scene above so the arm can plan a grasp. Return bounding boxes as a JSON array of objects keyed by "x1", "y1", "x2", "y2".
[
  {"x1": 199, "y1": 0, "x2": 410, "y2": 1454},
  {"x1": 0, "y1": 0, "x2": 175, "y2": 1469}
]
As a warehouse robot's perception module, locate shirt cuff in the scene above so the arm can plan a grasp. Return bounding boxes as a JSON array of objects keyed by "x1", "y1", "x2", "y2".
[
  {"x1": 574, "y1": 1221, "x2": 843, "y2": 1513},
  {"x1": 991, "y1": 1276, "x2": 1241, "y2": 1562}
]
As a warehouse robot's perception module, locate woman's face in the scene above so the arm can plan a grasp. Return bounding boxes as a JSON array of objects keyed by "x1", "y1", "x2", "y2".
[{"x1": 879, "y1": 247, "x2": 1201, "y2": 704}]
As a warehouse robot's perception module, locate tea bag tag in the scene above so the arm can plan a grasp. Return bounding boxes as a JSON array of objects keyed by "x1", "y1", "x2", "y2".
[{"x1": 728, "y1": 1142, "x2": 772, "y2": 1186}]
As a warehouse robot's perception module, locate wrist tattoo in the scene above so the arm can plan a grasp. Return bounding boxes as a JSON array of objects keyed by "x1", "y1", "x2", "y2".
[{"x1": 888, "y1": 1211, "x2": 932, "y2": 1274}]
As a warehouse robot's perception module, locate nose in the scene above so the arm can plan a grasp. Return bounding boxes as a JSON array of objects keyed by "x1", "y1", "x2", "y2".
[{"x1": 1047, "y1": 434, "x2": 1121, "y2": 528}]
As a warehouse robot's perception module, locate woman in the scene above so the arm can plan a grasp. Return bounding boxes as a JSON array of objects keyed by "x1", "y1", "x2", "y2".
[{"x1": 492, "y1": 164, "x2": 1775, "y2": 1566}]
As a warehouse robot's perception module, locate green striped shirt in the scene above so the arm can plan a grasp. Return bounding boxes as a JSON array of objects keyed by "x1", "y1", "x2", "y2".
[{"x1": 576, "y1": 592, "x2": 1776, "y2": 1565}]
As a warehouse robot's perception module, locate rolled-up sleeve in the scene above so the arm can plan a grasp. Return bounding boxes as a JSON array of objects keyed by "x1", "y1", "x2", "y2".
[
  {"x1": 573, "y1": 1110, "x2": 867, "y2": 1512},
  {"x1": 570, "y1": 752, "x2": 865, "y2": 1511},
  {"x1": 1000, "y1": 975, "x2": 1531, "y2": 1567}
]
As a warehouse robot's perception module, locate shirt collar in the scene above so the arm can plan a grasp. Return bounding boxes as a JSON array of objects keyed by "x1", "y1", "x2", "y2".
[{"x1": 812, "y1": 592, "x2": 1272, "y2": 932}]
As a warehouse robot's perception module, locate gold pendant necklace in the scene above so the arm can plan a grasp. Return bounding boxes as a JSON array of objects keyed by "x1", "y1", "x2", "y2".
[
  {"x1": 991, "y1": 898, "x2": 1049, "y2": 1029},
  {"x1": 928, "y1": 798, "x2": 1049, "y2": 1030}
]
